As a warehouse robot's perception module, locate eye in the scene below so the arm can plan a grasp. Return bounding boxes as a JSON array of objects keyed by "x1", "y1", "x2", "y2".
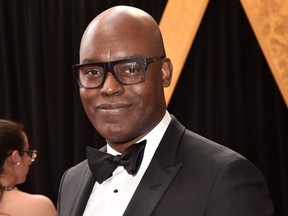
[
  {"x1": 85, "y1": 69, "x2": 102, "y2": 76},
  {"x1": 81, "y1": 66, "x2": 104, "y2": 78},
  {"x1": 121, "y1": 62, "x2": 142, "y2": 75},
  {"x1": 127, "y1": 67, "x2": 139, "y2": 74}
]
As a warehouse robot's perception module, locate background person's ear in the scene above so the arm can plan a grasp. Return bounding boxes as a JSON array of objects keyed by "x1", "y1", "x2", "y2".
[
  {"x1": 161, "y1": 58, "x2": 173, "y2": 87},
  {"x1": 11, "y1": 150, "x2": 22, "y2": 164}
]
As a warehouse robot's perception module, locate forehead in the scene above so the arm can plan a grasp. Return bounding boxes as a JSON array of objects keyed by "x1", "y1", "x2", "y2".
[
  {"x1": 80, "y1": 31, "x2": 154, "y2": 63},
  {"x1": 79, "y1": 13, "x2": 160, "y2": 62}
]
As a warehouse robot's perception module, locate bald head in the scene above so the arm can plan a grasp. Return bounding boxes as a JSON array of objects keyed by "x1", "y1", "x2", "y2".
[{"x1": 79, "y1": 6, "x2": 166, "y2": 62}]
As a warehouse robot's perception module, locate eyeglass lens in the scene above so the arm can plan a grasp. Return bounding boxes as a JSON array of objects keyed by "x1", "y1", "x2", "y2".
[{"x1": 22, "y1": 150, "x2": 37, "y2": 162}]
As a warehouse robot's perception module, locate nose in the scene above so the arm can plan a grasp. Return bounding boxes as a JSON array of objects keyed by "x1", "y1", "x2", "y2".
[{"x1": 99, "y1": 72, "x2": 124, "y2": 96}]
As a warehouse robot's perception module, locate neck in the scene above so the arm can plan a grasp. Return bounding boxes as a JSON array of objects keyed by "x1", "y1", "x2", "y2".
[{"x1": 1, "y1": 185, "x2": 17, "y2": 191}]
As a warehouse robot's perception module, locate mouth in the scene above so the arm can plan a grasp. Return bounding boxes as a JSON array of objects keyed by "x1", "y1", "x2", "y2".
[{"x1": 96, "y1": 103, "x2": 132, "y2": 111}]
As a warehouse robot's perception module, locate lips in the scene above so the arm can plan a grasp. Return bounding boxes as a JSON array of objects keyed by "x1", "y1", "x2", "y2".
[{"x1": 96, "y1": 103, "x2": 131, "y2": 110}]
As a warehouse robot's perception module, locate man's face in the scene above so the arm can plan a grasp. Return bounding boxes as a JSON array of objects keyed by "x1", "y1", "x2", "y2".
[{"x1": 78, "y1": 25, "x2": 167, "y2": 145}]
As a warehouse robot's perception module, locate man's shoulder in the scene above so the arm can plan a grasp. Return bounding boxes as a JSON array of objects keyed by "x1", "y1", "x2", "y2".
[
  {"x1": 167, "y1": 116, "x2": 246, "y2": 165},
  {"x1": 71, "y1": 159, "x2": 89, "y2": 170},
  {"x1": 180, "y1": 129, "x2": 246, "y2": 165},
  {"x1": 58, "y1": 159, "x2": 92, "y2": 199},
  {"x1": 64, "y1": 159, "x2": 89, "y2": 177}
]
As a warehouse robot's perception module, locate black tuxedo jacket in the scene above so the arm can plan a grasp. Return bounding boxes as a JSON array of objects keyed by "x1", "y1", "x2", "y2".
[{"x1": 57, "y1": 116, "x2": 274, "y2": 215}]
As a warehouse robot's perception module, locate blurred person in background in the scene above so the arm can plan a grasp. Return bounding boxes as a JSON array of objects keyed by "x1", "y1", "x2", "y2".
[{"x1": 0, "y1": 119, "x2": 56, "y2": 216}]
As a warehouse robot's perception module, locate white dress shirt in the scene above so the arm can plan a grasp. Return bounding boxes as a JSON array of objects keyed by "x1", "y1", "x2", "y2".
[{"x1": 83, "y1": 111, "x2": 171, "y2": 216}]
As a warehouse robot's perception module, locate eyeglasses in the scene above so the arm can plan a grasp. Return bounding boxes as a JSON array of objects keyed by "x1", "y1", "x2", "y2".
[
  {"x1": 20, "y1": 150, "x2": 38, "y2": 162},
  {"x1": 72, "y1": 56, "x2": 165, "y2": 89}
]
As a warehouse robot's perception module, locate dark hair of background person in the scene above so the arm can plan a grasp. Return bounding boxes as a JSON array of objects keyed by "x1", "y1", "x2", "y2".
[
  {"x1": 0, "y1": 0, "x2": 287, "y2": 215},
  {"x1": 0, "y1": 119, "x2": 24, "y2": 200}
]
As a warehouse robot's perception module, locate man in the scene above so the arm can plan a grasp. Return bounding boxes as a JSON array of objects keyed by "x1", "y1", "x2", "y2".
[{"x1": 57, "y1": 5, "x2": 274, "y2": 216}]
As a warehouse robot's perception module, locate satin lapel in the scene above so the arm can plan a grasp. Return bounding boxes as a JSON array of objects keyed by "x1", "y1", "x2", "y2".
[
  {"x1": 124, "y1": 159, "x2": 182, "y2": 216},
  {"x1": 69, "y1": 162, "x2": 96, "y2": 216},
  {"x1": 123, "y1": 116, "x2": 185, "y2": 216}
]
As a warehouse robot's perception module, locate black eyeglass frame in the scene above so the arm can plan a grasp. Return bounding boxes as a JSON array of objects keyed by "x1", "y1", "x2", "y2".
[
  {"x1": 72, "y1": 56, "x2": 165, "y2": 89},
  {"x1": 20, "y1": 150, "x2": 38, "y2": 162}
]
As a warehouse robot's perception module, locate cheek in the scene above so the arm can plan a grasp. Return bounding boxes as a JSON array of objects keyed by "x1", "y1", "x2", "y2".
[
  {"x1": 134, "y1": 75, "x2": 166, "y2": 118},
  {"x1": 17, "y1": 160, "x2": 30, "y2": 183},
  {"x1": 80, "y1": 89, "x2": 90, "y2": 104},
  {"x1": 80, "y1": 89, "x2": 96, "y2": 113},
  {"x1": 24, "y1": 159, "x2": 31, "y2": 174},
  {"x1": 142, "y1": 70, "x2": 165, "y2": 106}
]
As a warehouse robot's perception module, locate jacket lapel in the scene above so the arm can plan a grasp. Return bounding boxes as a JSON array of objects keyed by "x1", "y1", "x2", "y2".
[
  {"x1": 68, "y1": 163, "x2": 95, "y2": 216},
  {"x1": 71, "y1": 145, "x2": 108, "y2": 215},
  {"x1": 123, "y1": 116, "x2": 185, "y2": 216}
]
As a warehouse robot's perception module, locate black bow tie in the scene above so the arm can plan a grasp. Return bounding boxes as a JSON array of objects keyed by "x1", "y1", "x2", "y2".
[{"x1": 86, "y1": 140, "x2": 146, "y2": 184}]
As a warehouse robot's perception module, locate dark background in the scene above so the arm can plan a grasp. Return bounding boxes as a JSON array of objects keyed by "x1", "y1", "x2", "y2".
[{"x1": 0, "y1": 0, "x2": 287, "y2": 215}]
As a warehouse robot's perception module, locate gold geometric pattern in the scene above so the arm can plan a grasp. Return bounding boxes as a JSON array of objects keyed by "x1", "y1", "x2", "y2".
[
  {"x1": 241, "y1": 0, "x2": 288, "y2": 106},
  {"x1": 161, "y1": 0, "x2": 288, "y2": 107},
  {"x1": 160, "y1": 0, "x2": 209, "y2": 105}
]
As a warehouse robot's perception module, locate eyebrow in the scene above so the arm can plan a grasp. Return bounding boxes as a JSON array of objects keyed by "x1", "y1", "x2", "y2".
[
  {"x1": 81, "y1": 58, "x2": 98, "y2": 64},
  {"x1": 80, "y1": 55, "x2": 143, "y2": 64}
]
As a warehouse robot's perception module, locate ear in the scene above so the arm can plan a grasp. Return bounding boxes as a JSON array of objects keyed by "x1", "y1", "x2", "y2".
[
  {"x1": 161, "y1": 58, "x2": 173, "y2": 87},
  {"x1": 10, "y1": 150, "x2": 22, "y2": 164}
]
